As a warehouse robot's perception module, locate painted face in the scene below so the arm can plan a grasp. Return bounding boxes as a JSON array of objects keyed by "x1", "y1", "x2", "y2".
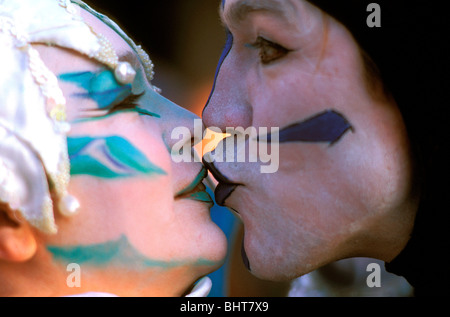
[
  {"x1": 35, "y1": 9, "x2": 227, "y2": 296},
  {"x1": 203, "y1": 0, "x2": 416, "y2": 281}
]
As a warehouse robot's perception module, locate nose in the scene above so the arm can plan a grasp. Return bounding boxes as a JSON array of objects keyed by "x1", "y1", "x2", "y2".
[
  {"x1": 144, "y1": 89, "x2": 202, "y2": 151},
  {"x1": 202, "y1": 37, "x2": 253, "y2": 132}
]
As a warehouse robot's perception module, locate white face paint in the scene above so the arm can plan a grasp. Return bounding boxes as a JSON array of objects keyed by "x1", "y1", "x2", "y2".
[{"x1": 202, "y1": 0, "x2": 417, "y2": 280}]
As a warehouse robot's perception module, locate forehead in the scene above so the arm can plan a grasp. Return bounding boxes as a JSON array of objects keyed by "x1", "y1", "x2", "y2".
[
  {"x1": 221, "y1": 0, "x2": 298, "y2": 26},
  {"x1": 79, "y1": 8, "x2": 140, "y2": 69}
]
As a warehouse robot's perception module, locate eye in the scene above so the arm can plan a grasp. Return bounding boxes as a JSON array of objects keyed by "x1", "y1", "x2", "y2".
[
  {"x1": 85, "y1": 91, "x2": 157, "y2": 119},
  {"x1": 108, "y1": 92, "x2": 144, "y2": 113},
  {"x1": 250, "y1": 37, "x2": 290, "y2": 65},
  {"x1": 108, "y1": 92, "x2": 161, "y2": 118}
]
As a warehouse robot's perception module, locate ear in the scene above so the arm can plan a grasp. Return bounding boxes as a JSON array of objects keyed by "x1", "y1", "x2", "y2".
[{"x1": 0, "y1": 204, "x2": 37, "y2": 262}]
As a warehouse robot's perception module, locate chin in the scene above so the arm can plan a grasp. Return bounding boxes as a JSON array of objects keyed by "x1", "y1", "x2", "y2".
[
  {"x1": 200, "y1": 224, "x2": 229, "y2": 270},
  {"x1": 248, "y1": 251, "x2": 325, "y2": 282},
  {"x1": 175, "y1": 199, "x2": 229, "y2": 264}
]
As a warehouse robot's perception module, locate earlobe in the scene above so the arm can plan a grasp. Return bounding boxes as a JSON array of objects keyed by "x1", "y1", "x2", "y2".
[{"x1": 0, "y1": 205, "x2": 37, "y2": 262}]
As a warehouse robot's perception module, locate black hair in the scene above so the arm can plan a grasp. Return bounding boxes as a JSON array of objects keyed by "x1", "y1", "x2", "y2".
[{"x1": 307, "y1": 0, "x2": 450, "y2": 296}]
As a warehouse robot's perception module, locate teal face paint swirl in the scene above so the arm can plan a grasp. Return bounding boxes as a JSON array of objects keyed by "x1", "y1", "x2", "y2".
[
  {"x1": 68, "y1": 135, "x2": 166, "y2": 178},
  {"x1": 47, "y1": 235, "x2": 219, "y2": 269}
]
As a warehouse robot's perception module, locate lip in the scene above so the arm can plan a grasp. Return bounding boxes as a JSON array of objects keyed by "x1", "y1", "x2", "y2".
[
  {"x1": 202, "y1": 158, "x2": 240, "y2": 206},
  {"x1": 175, "y1": 166, "x2": 214, "y2": 206}
]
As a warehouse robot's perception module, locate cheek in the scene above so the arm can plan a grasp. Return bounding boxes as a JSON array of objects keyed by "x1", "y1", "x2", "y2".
[
  {"x1": 68, "y1": 175, "x2": 173, "y2": 227},
  {"x1": 249, "y1": 52, "x2": 365, "y2": 129},
  {"x1": 249, "y1": 68, "x2": 328, "y2": 128},
  {"x1": 55, "y1": 173, "x2": 177, "y2": 265},
  {"x1": 62, "y1": 115, "x2": 176, "y2": 234},
  {"x1": 245, "y1": 143, "x2": 367, "y2": 224}
]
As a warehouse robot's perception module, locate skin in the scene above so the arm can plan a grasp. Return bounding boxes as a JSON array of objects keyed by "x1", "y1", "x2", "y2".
[
  {"x1": 0, "y1": 9, "x2": 226, "y2": 296},
  {"x1": 202, "y1": 0, "x2": 418, "y2": 281}
]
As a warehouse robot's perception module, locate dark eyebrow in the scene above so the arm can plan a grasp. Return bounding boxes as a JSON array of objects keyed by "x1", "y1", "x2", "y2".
[{"x1": 223, "y1": 0, "x2": 295, "y2": 27}]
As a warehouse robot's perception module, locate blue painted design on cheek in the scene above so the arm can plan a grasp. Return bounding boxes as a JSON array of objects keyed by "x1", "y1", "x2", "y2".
[
  {"x1": 264, "y1": 110, "x2": 354, "y2": 145},
  {"x1": 67, "y1": 136, "x2": 167, "y2": 178},
  {"x1": 47, "y1": 235, "x2": 220, "y2": 269}
]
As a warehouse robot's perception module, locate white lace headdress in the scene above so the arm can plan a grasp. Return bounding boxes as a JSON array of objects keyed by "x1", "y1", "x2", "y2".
[{"x1": 0, "y1": 0, "x2": 155, "y2": 233}]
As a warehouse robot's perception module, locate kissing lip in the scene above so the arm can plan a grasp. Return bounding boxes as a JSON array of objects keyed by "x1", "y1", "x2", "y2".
[
  {"x1": 176, "y1": 166, "x2": 207, "y2": 197},
  {"x1": 202, "y1": 158, "x2": 240, "y2": 207},
  {"x1": 175, "y1": 166, "x2": 214, "y2": 206}
]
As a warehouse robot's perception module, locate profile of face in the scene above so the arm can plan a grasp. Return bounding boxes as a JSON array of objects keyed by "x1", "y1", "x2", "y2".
[
  {"x1": 1, "y1": 8, "x2": 226, "y2": 296},
  {"x1": 203, "y1": 0, "x2": 418, "y2": 281}
]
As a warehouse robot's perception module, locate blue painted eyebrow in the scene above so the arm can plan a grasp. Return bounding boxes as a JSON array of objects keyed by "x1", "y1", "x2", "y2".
[{"x1": 59, "y1": 70, "x2": 132, "y2": 109}]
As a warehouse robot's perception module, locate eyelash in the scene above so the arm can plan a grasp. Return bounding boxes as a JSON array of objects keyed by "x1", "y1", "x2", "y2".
[
  {"x1": 84, "y1": 92, "x2": 145, "y2": 120},
  {"x1": 251, "y1": 37, "x2": 290, "y2": 65},
  {"x1": 112, "y1": 92, "x2": 161, "y2": 119},
  {"x1": 108, "y1": 92, "x2": 145, "y2": 115}
]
